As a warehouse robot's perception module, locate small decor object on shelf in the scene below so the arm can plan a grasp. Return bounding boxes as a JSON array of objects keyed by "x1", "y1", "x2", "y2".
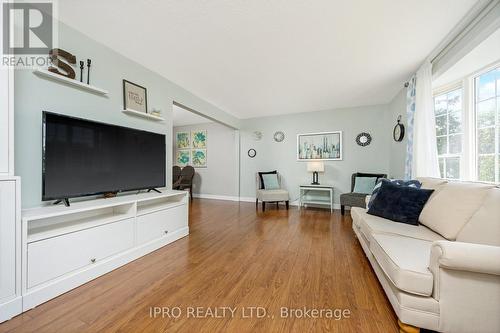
[
  {"x1": 48, "y1": 48, "x2": 76, "y2": 79},
  {"x1": 192, "y1": 149, "x2": 207, "y2": 168},
  {"x1": 297, "y1": 131, "x2": 343, "y2": 161},
  {"x1": 150, "y1": 109, "x2": 162, "y2": 117},
  {"x1": 307, "y1": 161, "x2": 324, "y2": 185},
  {"x1": 79, "y1": 61, "x2": 84, "y2": 82},
  {"x1": 273, "y1": 131, "x2": 285, "y2": 142},
  {"x1": 176, "y1": 150, "x2": 190, "y2": 166},
  {"x1": 176, "y1": 132, "x2": 190, "y2": 149},
  {"x1": 393, "y1": 115, "x2": 405, "y2": 142},
  {"x1": 356, "y1": 132, "x2": 372, "y2": 146},
  {"x1": 191, "y1": 130, "x2": 207, "y2": 149},
  {"x1": 123, "y1": 80, "x2": 148, "y2": 113},
  {"x1": 86, "y1": 59, "x2": 91, "y2": 84},
  {"x1": 248, "y1": 149, "x2": 257, "y2": 158}
]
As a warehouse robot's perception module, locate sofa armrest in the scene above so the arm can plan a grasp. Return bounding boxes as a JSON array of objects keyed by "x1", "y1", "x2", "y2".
[
  {"x1": 428, "y1": 241, "x2": 500, "y2": 332},
  {"x1": 430, "y1": 241, "x2": 500, "y2": 276}
]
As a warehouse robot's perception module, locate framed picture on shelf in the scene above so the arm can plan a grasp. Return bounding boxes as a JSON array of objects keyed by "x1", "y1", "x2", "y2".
[
  {"x1": 123, "y1": 80, "x2": 148, "y2": 113},
  {"x1": 297, "y1": 131, "x2": 343, "y2": 161},
  {"x1": 176, "y1": 132, "x2": 190, "y2": 149},
  {"x1": 176, "y1": 150, "x2": 190, "y2": 166},
  {"x1": 191, "y1": 149, "x2": 207, "y2": 168}
]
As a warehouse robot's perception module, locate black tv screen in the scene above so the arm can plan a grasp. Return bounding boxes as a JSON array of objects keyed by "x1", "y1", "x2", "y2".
[{"x1": 42, "y1": 112, "x2": 166, "y2": 201}]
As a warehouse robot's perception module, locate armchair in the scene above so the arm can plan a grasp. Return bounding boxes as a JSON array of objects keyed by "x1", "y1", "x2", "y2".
[
  {"x1": 340, "y1": 172, "x2": 386, "y2": 215},
  {"x1": 178, "y1": 166, "x2": 195, "y2": 201},
  {"x1": 255, "y1": 172, "x2": 289, "y2": 211}
]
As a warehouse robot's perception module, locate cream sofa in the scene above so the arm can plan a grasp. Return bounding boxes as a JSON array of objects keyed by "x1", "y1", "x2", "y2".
[{"x1": 351, "y1": 178, "x2": 500, "y2": 333}]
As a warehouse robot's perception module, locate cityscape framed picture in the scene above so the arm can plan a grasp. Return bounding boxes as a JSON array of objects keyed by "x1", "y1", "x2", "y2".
[{"x1": 297, "y1": 131, "x2": 343, "y2": 161}]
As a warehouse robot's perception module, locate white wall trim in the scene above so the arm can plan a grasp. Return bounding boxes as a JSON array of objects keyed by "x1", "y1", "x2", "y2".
[
  {"x1": 432, "y1": 0, "x2": 500, "y2": 77},
  {"x1": 192, "y1": 193, "x2": 241, "y2": 202},
  {"x1": 199, "y1": 194, "x2": 343, "y2": 210}
]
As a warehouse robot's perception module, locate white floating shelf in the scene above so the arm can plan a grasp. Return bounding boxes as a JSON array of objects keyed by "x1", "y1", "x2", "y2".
[
  {"x1": 33, "y1": 69, "x2": 109, "y2": 95},
  {"x1": 122, "y1": 109, "x2": 165, "y2": 121}
]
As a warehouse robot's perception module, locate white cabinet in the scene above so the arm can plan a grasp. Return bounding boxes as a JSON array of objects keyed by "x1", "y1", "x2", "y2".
[
  {"x1": 22, "y1": 190, "x2": 189, "y2": 311},
  {"x1": 0, "y1": 178, "x2": 21, "y2": 323},
  {"x1": 27, "y1": 218, "x2": 134, "y2": 288},
  {"x1": 137, "y1": 204, "x2": 187, "y2": 245},
  {"x1": 0, "y1": 68, "x2": 13, "y2": 176}
]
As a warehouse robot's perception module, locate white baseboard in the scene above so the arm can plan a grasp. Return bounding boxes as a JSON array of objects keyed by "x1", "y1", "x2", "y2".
[
  {"x1": 205, "y1": 194, "x2": 342, "y2": 210},
  {"x1": 192, "y1": 193, "x2": 240, "y2": 201},
  {"x1": 0, "y1": 296, "x2": 22, "y2": 323},
  {"x1": 238, "y1": 196, "x2": 256, "y2": 203}
]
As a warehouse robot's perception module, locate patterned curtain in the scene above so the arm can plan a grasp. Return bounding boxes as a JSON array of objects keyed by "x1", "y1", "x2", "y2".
[{"x1": 404, "y1": 75, "x2": 416, "y2": 180}]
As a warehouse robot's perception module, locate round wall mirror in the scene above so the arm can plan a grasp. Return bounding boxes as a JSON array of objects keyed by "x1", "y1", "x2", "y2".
[
  {"x1": 356, "y1": 132, "x2": 372, "y2": 146},
  {"x1": 248, "y1": 149, "x2": 257, "y2": 158}
]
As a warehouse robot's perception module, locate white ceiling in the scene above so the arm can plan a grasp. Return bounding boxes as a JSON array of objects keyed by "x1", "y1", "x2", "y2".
[
  {"x1": 433, "y1": 27, "x2": 500, "y2": 88},
  {"x1": 172, "y1": 104, "x2": 213, "y2": 127},
  {"x1": 58, "y1": 0, "x2": 478, "y2": 119}
]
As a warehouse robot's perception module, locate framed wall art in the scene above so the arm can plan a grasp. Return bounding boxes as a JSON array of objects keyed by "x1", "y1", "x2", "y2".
[
  {"x1": 191, "y1": 130, "x2": 207, "y2": 149},
  {"x1": 176, "y1": 150, "x2": 190, "y2": 166},
  {"x1": 123, "y1": 80, "x2": 148, "y2": 113},
  {"x1": 191, "y1": 149, "x2": 207, "y2": 168},
  {"x1": 176, "y1": 132, "x2": 190, "y2": 149},
  {"x1": 297, "y1": 131, "x2": 343, "y2": 161}
]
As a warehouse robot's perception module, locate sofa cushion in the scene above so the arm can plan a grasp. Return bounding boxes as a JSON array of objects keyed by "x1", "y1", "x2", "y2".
[
  {"x1": 256, "y1": 189, "x2": 289, "y2": 202},
  {"x1": 367, "y1": 178, "x2": 422, "y2": 208},
  {"x1": 367, "y1": 180, "x2": 433, "y2": 225},
  {"x1": 419, "y1": 182, "x2": 495, "y2": 240},
  {"x1": 457, "y1": 188, "x2": 500, "y2": 246},
  {"x1": 351, "y1": 207, "x2": 444, "y2": 244},
  {"x1": 370, "y1": 233, "x2": 434, "y2": 296},
  {"x1": 417, "y1": 177, "x2": 448, "y2": 190}
]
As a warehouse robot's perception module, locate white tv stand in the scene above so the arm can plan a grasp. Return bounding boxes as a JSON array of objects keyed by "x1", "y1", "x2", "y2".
[{"x1": 21, "y1": 190, "x2": 189, "y2": 311}]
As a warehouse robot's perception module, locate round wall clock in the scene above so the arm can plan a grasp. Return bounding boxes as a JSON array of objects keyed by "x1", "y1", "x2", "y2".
[
  {"x1": 248, "y1": 149, "x2": 257, "y2": 158},
  {"x1": 393, "y1": 115, "x2": 405, "y2": 142},
  {"x1": 273, "y1": 131, "x2": 285, "y2": 142},
  {"x1": 356, "y1": 132, "x2": 372, "y2": 146}
]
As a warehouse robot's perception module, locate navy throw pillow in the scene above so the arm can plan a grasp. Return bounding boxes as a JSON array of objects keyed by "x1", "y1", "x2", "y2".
[
  {"x1": 367, "y1": 180, "x2": 434, "y2": 225},
  {"x1": 367, "y1": 178, "x2": 421, "y2": 208}
]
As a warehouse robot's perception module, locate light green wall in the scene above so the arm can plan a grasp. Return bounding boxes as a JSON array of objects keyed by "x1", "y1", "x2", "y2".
[
  {"x1": 15, "y1": 21, "x2": 238, "y2": 208},
  {"x1": 239, "y1": 105, "x2": 393, "y2": 205},
  {"x1": 388, "y1": 88, "x2": 408, "y2": 179},
  {"x1": 173, "y1": 122, "x2": 239, "y2": 197}
]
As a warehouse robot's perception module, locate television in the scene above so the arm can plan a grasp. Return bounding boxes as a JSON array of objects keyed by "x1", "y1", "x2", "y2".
[{"x1": 42, "y1": 112, "x2": 166, "y2": 202}]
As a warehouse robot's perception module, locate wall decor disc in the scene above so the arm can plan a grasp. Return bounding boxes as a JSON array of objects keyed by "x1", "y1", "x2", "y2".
[
  {"x1": 253, "y1": 131, "x2": 263, "y2": 141},
  {"x1": 248, "y1": 149, "x2": 257, "y2": 158},
  {"x1": 273, "y1": 131, "x2": 285, "y2": 142},
  {"x1": 356, "y1": 132, "x2": 372, "y2": 146}
]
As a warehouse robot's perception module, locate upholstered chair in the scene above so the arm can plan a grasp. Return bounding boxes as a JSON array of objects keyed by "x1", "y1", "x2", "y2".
[
  {"x1": 255, "y1": 172, "x2": 289, "y2": 211},
  {"x1": 340, "y1": 172, "x2": 386, "y2": 215}
]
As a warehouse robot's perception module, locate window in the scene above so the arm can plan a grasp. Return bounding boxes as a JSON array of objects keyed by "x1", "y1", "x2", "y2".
[
  {"x1": 433, "y1": 63, "x2": 500, "y2": 183},
  {"x1": 475, "y1": 67, "x2": 500, "y2": 183},
  {"x1": 434, "y1": 88, "x2": 463, "y2": 179}
]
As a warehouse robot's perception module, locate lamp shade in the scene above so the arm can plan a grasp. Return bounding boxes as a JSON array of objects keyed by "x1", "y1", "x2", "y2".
[{"x1": 307, "y1": 161, "x2": 324, "y2": 173}]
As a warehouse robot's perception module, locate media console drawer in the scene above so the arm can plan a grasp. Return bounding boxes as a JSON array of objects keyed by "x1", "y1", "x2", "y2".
[
  {"x1": 137, "y1": 204, "x2": 187, "y2": 245},
  {"x1": 27, "y1": 218, "x2": 134, "y2": 288}
]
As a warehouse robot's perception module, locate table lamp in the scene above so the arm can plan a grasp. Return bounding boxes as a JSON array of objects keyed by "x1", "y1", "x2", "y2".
[{"x1": 307, "y1": 161, "x2": 324, "y2": 185}]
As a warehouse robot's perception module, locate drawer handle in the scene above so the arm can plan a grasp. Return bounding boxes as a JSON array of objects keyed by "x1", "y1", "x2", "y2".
[
  {"x1": 164, "y1": 230, "x2": 169, "y2": 235},
  {"x1": 90, "y1": 258, "x2": 96, "y2": 263}
]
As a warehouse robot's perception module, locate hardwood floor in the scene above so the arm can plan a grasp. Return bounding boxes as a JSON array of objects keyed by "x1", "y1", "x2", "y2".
[{"x1": 1, "y1": 199, "x2": 399, "y2": 333}]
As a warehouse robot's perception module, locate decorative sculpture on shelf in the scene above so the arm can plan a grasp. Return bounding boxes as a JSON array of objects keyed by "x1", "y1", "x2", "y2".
[{"x1": 48, "y1": 48, "x2": 76, "y2": 79}]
